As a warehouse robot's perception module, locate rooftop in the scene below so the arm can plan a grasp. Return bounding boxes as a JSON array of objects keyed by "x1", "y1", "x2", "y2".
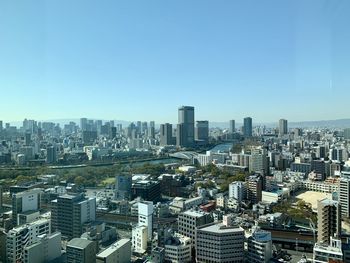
[
  {"x1": 96, "y1": 239, "x2": 130, "y2": 258},
  {"x1": 67, "y1": 238, "x2": 94, "y2": 249},
  {"x1": 197, "y1": 222, "x2": 244, "y2": 234}
]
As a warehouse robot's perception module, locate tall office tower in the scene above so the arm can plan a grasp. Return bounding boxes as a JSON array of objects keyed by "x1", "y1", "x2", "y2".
[
  {"x1": 160, "y1": 123, "x2": 173, "y2": 146},
  {"x1": 24, "y1": 132, "x2": 31, "y2": 146},
  {"x1": 136, "y1": 121, "x2": 142, "y2": 135},
  {"x1": 6, "y1": 218, "x2": 51, "y2": 263},
  {"x1": 149, "y1": 121, "x2": 155, "y2": 139},
  {"x1": 278, "y1": 119, "x2": 288, "y2": 136},
  {"x1": 178, "y1": 210, "x2": 213, "y2": 246},
  {"x1": 229, "y1": 181, "x2": 246, "y2": 202},
  {"x1": 0, "y1": 120, "x2": 3, "y2": 132},
  {"x1": 344, "y1": 128, "x2": 350, "y2": 140},
  {"x1": 138, "y1": 201, "x2": 154, "y2": 239},
  {"x1": 110, "y1": 126, "x2": 117, "y2": 139},
  {"x1": 109, "y1": 120, "x2": 115, "y2": 127},
  {"x1": 195, "y1": 121, "x2": 209, "y2": 143},
  {"x1": 115, "y1": 174, "x2": 132, "y2": 200},
  {"x1": 229, "y1": 120, "x2": 235, "y2": 133},
  {"x1": 247, "y1": 226, "x2": 273, "y2": 263},
  {"x1": 177, "y1": 106, "x2": 195, "y2": 147},
  {"x1": 330, "y1": 147, "x2": 349, "y2": 162},
  {"x1": 66, "y1": 238, "x2": 96, "y2": 263},
  {"x1": 46, "y1": 145, "x2": 57, "y2": 164},
  {"x1": 142, "y1": 122, "x2": 148, "y2": 134},
  {"x1": 246, "y1": 175, "x2": 263, "y2": 204},
  {"x1": 12, "y1": 188, "x2": 41, "y2": 226},
  {"x1": 339, "y1": 178, "x2": 350, "y2": 218},
  {"x1": 317, "y1": 199, "x2": 341, "y2": 244},
  {"x1": 316, "y1": 145, "x2": 327, "y2": 159},
  {"x1": 243, "y1": 117, "x2": 253, "y2": 137},
  {"x1": 196, "y1": 219, "x2": 245, "y2": 262},
  {"x1": 23, "y1": 232, "x2": 62, "y2": 263},
  {"x1": 249, "y1": 147, "x2": 269, "y2": 176},
  {"x1": 51, "y1": 194, "x2": 96, "y2": 239},
  {"x1": 80, "y1": 118, "x2": 88, "y2": 131}
]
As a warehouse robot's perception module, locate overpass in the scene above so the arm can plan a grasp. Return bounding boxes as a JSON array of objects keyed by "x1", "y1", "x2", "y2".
[{"x1": 169, "y1": 151, "x2": 198, "y2": 160}]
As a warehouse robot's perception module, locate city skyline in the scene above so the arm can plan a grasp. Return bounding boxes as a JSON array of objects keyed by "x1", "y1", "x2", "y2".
[{"x1": 1, "y1": 0, "x2": 350, "y2": 122}]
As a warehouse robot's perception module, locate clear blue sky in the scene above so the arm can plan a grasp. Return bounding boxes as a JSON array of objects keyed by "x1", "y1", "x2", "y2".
[{"x1": 0, "y1": 0, "x2": 349, "y2": 124}]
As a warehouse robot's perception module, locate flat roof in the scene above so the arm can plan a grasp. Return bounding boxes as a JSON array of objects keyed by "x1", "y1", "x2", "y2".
[
  {"x1": 67, "y1": 238, "x2": 93, "y2": 249},
  {"x1": 198, "y1": 222, "x2": 244, "y2": 234},
  {"x1": 96, "y1": 239, "x2": 130, "y2": 258}
]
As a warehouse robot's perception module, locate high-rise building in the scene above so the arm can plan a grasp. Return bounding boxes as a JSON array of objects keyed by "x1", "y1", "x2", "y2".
[
  {"x1": 0, "y1": 120, "x2": 3, "y2": 132},
  {"x1": 246, "y1": 175, "x2": 263, "y2": 204},
  {"x1": 196, "y1": 219, "x2": 245, "y2": 262},
  {"x1": 229, "y1": 120, "x2": 235, "y2": 133},
  {"x1": 114, "y1": 174, "x2": 132, "y2": 200},
  {"x1": 278, "y1": 119, "x2": 288, "y2": 136},
  {"x1": 6, "y1": 218, "x2": 51, "y2": 263},
  {"x1": 195, "y1": 121, "x2": 209, "y2": 143},
  {"x1": 96, "y1": 239, "x2": 131, "y2": 263},
  {"x1": 66, "y1": 238, "x2": 96, "y2": 263},
  {"x1": 46, "y1": 145, "x2": 57, "y2": 164},
  {"x1": 138, "y1": 201, "x2": 154, "y2": 240},
  {"x1": 178, "y1": 210, "x2": 213, "y2": 246},
  {"x1": 24, "y1": 132, "x2": 31, "y2": 146},
  {"x1": 177, "y1": 106, "x2": 195, "y2": 147},
  {"x1": 80, "y1": 118, "x2": 88, "y2": 131},
  {"x1": 160, "y1": 123, "x2": 173, "y2": 146},
  {"x1": 317, "y1": 199, "x2": 341, "y2": 244},
  {"x1": 247, "y1": 226, "x2": 272, "y2": 263},
  {"x1": 339, "y1": 178, "x2": 350, "y2": 218},
  {"x1": 243, "y1": 117, "x2": 253, "y2": 137},
  {"x1": 12, "y1": 188, "x2": 41, "y2": 226},
  {"x1": 344, "y1": 128, "x2": 350, "y2": 140},
  {"x1": 51, "y1": 194, "x2": 96, "y2": 239},
  {"x1": 229, "y1": 181, "x2": 246, "y2": 202}
]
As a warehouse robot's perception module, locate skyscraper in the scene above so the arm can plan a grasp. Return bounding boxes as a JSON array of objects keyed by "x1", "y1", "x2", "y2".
[
  {"x1": 243, "y1": 117, "x2": 252, "y2": 137},
  {"x1": 80, "y1": 118, "x2": 88, "y2": 131},
  {"x1": 51, "y1": 194, "x2": 96, "y2": 239},
  {"x1": 195, "y1": 121, "x2": 209, "y2": 143},
  {"x1": 229, "y1": 120, "x2": 235, "y2": 133},
  {"x1": 279, "y1": 119, "x2": 288, "y2": 136},
  {"x1": 317, "y1": 199, "x2": 341, "y2": 244},
  {"x1": 160, "y1": 123, "x2": 173, "y2": 146},
  {"x1": 177, "y1": 106, "x2": 195, "y2": 147}
]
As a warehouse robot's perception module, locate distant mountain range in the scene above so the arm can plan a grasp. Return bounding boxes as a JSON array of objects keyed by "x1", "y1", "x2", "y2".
[
  {"x1": 211, "y1": 119, "x2": 350, "y2": 129},
  {"x1": 7, "y1": 118, "x2": 350, "y2": 129}
]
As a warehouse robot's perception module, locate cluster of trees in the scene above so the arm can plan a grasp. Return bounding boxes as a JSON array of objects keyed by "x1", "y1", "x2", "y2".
[{"x1": 272, "y1": 200, "x2": 317, "y2": 224}]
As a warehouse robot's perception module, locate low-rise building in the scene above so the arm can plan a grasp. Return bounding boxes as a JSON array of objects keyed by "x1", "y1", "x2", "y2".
[{"x1": 96, "y1": 239, "x2": 131, "y2": 263}]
